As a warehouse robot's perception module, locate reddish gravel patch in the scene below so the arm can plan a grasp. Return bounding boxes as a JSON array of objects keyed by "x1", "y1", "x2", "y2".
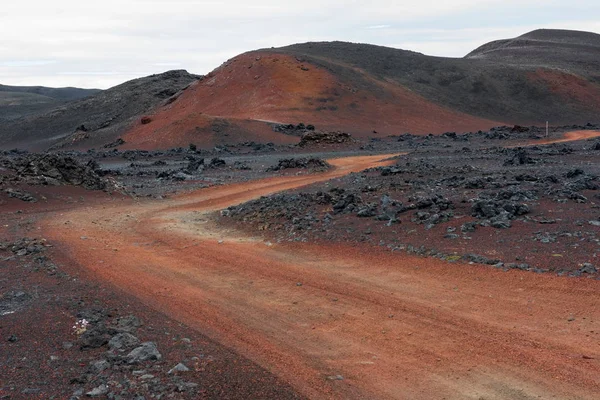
[
  {"x1": 35, "y1": 154, "x2": 600, "y2": 399},
  {"x1": 0, "y1": 188, "x2": 303, "y2": 399}
]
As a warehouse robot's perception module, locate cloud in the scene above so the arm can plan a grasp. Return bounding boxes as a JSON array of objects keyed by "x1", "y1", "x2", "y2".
[
  {"x1": 1, "y1": 0, "x2": 599, "y2": 88},
  {"x1": 366, "y1": 25, "x2": 392, "y2": 30},
  {"x1": 0, "y1": 60, "x2": 57, "y2": 67},
  {"x1": 152, "y1": 63, "x2": 182, "y2": 67}
]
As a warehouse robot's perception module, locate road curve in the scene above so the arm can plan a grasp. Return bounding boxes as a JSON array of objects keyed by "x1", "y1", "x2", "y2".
[
  {"x1": 42, "y1": 151, "x2": 600, "y2": 399},
  {"x1": 516, "y1": 129, "x2": 600, "y2": 147}
]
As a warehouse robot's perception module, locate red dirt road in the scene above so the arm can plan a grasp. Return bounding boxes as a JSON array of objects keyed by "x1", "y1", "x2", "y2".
[
  {"x1": 531, "y1": 130, "x2": 600, "y2": 145},
  {"x1": 42, "y1": 153, "x2": 600, "y2": 399}
]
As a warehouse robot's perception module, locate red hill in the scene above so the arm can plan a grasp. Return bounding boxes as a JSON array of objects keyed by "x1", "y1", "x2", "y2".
[{"x1": 122, "y1": 52, "x2": 502, "y2": 149}]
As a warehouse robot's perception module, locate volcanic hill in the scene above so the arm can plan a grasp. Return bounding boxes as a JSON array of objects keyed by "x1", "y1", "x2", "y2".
[
  {"x1": 1, "y1": 29, "x2": 599, "y2": 151},
  {"x1": 120, "y1": 29, "x2": 600, "y2": 149}
]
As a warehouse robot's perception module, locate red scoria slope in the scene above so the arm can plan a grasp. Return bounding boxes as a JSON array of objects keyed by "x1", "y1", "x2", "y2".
[{"x1": 122, "y1": 52, "x2": 502, "y2": 149}]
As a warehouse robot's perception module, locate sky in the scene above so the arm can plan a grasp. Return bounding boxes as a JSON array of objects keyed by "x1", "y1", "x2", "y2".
[{"x1": 1, "y1": 0, "x2": 599, "y2": 89}]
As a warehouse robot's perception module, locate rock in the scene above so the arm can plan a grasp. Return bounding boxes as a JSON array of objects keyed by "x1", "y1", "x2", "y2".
[
  {"x1": 579, "y1": 263, "x2": 597, "y2": 274},
  {"x1": 140, "y1": 116, "x2": 152, "y2": 125},
  {"x1": 103, "y1": 138, "x2": 125, "y2": 148},
  {"x1": 7, "y1": 335, "x2": 18, "y2": 342},
  {"x1": 89, "y1": 359, "x2": 110, "y2": 373},
  {"x1": 503, "y1": 148, "x2": 536, "y2": 165},
  {"x1": 79, "y1": 326, "x2": 111, "y2": 349},
  {"x1": 115, "y1": 315, "x2": 142, "y2": 332},
  {"x1": 208, "y1": 157, "x2": 226, "y2": 168},
  {"x1": 461, "y1": 222, "x2": 477, "y2": 232},
  {"x1": 357, "y1": 206, "x2": 376, "y2": 217},
  {"x1": 86, "y1": 384, "x2": 109, "y2": 397},
  {"x1": 127, "y1": 342, "x2": 162, "y2": 364},
  {"x1": 168, "y1": 363, "x2": 190, "y2": 374},
  {"x1": 184, "y1": 157, "x2": 204, "y2": 174},
  {"x1": 490, "y1": 217, "x2": 511, "y2": 229},
  {"x1": 589, "y1": 220, "x2": 600, "y2": 227},
  {"x1": 327, "y1": 375, "x2": 345, "y2": 381},
  {"x1": 5, "y1": 188, "x2": 37, "y2": 202},
  {"x1": 109, "y1": 332, "x2": 140, "y2": 350}
]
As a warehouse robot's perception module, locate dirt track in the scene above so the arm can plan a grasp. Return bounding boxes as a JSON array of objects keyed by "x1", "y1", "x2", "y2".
[
  {"x1": 42, "y1": 150, "x2": 600, "y2": 399},
  {"x1": 524, "y1": 130, "x2": 600, "y2": 146}
]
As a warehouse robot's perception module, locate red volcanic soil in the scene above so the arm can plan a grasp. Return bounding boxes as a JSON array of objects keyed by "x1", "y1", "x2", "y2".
[
  {"x1": 36, "y1": 154, "x2": 600, "y2": 399},
  {"x1": 122, "y1": 112, "x2": 300, "y2": 151},
  {"x1": 529, "y1": 129, "x2": 600, "y2": 145},
  {"x1": 122, "y1": 53, "x2": 502, "y2": 149},
  {"x1": 529, "y1": 69, "x2": 600, "y2": 110},
  {"x1": 0, "y1": 186, "x2": 304, "y2": 399}
]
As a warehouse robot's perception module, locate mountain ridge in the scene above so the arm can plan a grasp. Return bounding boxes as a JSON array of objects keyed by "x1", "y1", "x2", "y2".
[{"x1": 1, "y1": 29, "x2": 599, "y2": 150}]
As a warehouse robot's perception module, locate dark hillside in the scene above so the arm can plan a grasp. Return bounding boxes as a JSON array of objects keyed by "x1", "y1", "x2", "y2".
[
  {"x1": 0, "y1": 70, "x2": 200, "y2": 151},
  {"x1": 0, "y1": 84, "x2": 101, "y2": 101},
  {"x1": 466, "y1": 29, "x2": 600, "y2": 79},
  {"x1": 274, "y1": 31, "x2": 600, "y2": 125},
  {"x1": 0, "y1": 85, "x2": 101, "y2": 122}
]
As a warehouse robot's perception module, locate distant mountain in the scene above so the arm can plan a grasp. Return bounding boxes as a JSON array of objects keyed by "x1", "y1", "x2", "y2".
[
  {"x1": 0, "y1": 71, "x2": 200, "y2": 151},
  {"x1": 0, "y1": 84, "x2": 101, "y2": 122},
  {"x1": 0, "y1": 84, "x2": 101, "y2": 101}
]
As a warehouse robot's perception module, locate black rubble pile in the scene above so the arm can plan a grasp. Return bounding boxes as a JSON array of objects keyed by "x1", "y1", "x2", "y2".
[
  {"x1": 503, "y1": 148, "x2": 537, "y2": 166},
  {"x1": 299, "y1": 131, "x2": 354, "y2": 146},
  {"x1": 1, "y1": 154, "x2": 107, "y2": 190},
  {"x1": 267, "y1": 157, "x2": 331, "y2": 172},
  {"x1": 207, "y1": 157, "x2": 226, "y2": 169},
  {"x1": 470, "y1": 188, "x2": 534, "y2": 229},
  {"x1": 1, "y1": 237, "x2": 59, "y2": 275},
  {"x1": 408, "y1": 195, "x2": 454, "y2": 229},
  {"x1": 272, "y1": 122, "x2": 315, "y2": 136}
]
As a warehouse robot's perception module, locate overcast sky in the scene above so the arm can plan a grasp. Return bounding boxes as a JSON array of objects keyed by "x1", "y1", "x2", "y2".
[{"x1": 1, "y1": 0, "x2": 599, "y2": 89}]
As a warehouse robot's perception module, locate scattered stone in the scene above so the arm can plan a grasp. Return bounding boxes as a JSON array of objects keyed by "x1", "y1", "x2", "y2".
[
  {"x1": 168, "y1": 363, "x2": 190, "y2": 374},
  {"x1": 89, "y1": 359, "x2": 110, "y2": 373},
  {"x1": 115, "y1": 315, "x2": 142, "y2": 332},
  {"x1": 5, "y1": 188, "x2": 37, "y2": 202},
  {"x1": 86, "y1": 384, "x2": 109, "y2": 397},
  {"x1": 109, "y1": 332, "x2": 140, "y2": 350},
  {"x1": 579, "y1": 263, "x2": 597, "y2": 274},
  {"x1": 127, "y1": 342, "x2": 162, "y2": 364}
]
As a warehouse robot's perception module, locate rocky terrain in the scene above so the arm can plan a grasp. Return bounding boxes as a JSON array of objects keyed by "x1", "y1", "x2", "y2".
[
  {"x1": 1, "y1": 125, "x2": 600, "y2": 399},
  {"x1": 1, "y1": 27, "x2": 600, "y2": 400},
  {"x1": 222, "y1": 125, "x2": 600, "y2": 276}
]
